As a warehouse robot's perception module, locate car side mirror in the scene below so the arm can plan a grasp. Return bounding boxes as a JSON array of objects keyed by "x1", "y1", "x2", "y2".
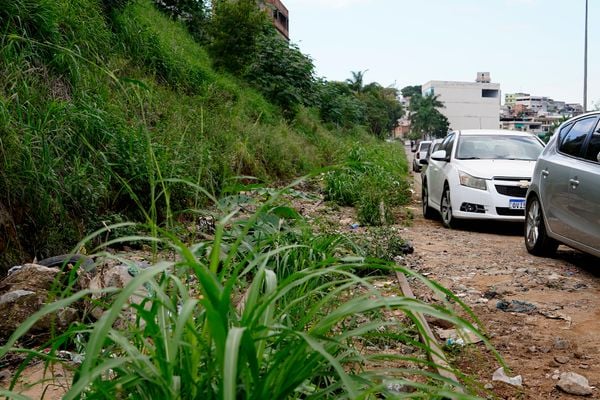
[
  {"x1": 419, "y1": 159, "x2": 429, "y2": 165},
  {"x1": 411, "y1": 148, "x2": 417, "y2": 153},
  {"x1": 431, "y1": 150, "x2": 447, "y2": 161}
]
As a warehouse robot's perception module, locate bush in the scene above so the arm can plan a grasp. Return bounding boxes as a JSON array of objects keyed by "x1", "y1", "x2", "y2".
[{"x1": 324, "y1": 141, "x2": 411, "y2": 226}]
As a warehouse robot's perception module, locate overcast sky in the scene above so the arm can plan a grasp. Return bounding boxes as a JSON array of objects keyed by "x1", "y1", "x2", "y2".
[{"x1": 284, "y1": 0, "x2": 599, "y2": 107}]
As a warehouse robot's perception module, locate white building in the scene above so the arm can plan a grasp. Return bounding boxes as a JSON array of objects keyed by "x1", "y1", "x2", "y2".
[{"x1": 422, "y1": 72, "x2": 501, "y2": 131}]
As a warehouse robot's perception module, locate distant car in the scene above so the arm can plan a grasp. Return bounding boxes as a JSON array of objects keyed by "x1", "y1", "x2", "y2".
[
  {"x1": 421, "y1": 129, "x2": 545, "y2": 228},
  {"x1": 412, "y1": 140, "x2": 432, "y2": 172},
  {"x1": 420, "y1": 138, "x2": 443, "y2": 178},
  {"x1": 524, "y1": 111, "x2": 600, "y2": 258}
]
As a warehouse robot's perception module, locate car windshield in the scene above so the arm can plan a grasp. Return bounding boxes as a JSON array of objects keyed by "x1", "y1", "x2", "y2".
[
  {"x1": 455, "y1": 135, "x2": 544, "y2": 161},
  {"x1": 420, "y1": 142, "x2": 431, "y2": 151}
]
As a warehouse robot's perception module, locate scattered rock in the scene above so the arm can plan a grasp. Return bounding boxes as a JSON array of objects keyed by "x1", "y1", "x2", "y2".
[
  {"x1": 0, "y1": 369, "x2": 10, "y2": 381},
  {"x1": 492, "y1": 367, "x2": 523, "y2": 387},
  {"x1": 556, "y1": 372, "x2": 593, "y2": 396},
  {"x1": 87, "y1": 264, "x2": 151, "y2": 326},
  {"x1": 555, "y1": 356, "x2": 570, "y2": 364},
  {"x1": 554, "y1": 337, "x2": 570, "y2": 350},
  {"x1": 484, "y1": 383, "x2": 494, "y2": 390},
  {"x1": 0, "y1": 264, "x2": 78, "y2": 337}
]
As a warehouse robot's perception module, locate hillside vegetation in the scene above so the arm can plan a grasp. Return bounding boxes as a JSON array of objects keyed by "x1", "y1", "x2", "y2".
[{"x1": 0, "y1": 0, "x2": 407, "y2": 270}]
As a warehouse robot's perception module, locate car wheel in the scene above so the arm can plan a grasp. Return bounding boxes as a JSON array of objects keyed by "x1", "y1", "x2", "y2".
[
  {"x1": 440, "y1": 185, "x2": 455, "y2": 228},
  {"x1": 422, "y1": 181, "x2": 435, "y2": 219},
  {"x1": 524, "y1": 195, "x2": 558, "y2": 256}
]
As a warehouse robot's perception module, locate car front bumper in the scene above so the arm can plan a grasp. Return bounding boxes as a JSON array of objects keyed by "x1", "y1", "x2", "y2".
[{"x1": 450, "y1": 180, "x2": 528, "y2": 222}]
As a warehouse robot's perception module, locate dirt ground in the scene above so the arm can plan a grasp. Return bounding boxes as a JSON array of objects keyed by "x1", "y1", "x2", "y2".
[{"x1": 403, "y1": 145, "x2": 600, "y2": 399}]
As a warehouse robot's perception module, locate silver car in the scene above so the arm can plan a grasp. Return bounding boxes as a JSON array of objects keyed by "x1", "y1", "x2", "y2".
[{"x1": 525, "y1": 111, "x2": 600, "y2": 258}]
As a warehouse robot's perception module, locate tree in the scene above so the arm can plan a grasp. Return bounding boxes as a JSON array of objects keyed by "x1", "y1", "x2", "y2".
[
  {"x1": 317, "y1": 80, "x2": 365, "y2": 127},
  {"x1": 207, "y1": 0, "x2": 268, "y2": 74},
  {"x1": 346, "y1": 70, "x2": 367, "y2": 94},
  {"x1": 359, "y1": 83, "x2": 403, "y2": 138},
  {"x1": 409, "y1": 93, "x2": 449, "y2": 139},
  {"x1": 246, "y1": 31, "x2": 318, "y2": 116},
  {"x1": 400, "y1": 85, "x2": 422, "y2": 99}
]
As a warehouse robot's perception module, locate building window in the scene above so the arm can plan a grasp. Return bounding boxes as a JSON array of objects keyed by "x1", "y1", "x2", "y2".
[{"x1": 482, "y1": 89, "x2": 499, "y2": 98}]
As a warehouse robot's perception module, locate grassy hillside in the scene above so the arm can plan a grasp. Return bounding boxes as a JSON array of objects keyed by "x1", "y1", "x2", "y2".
[{"x1": 0, "y1": 0, "x2": 408, "y2": 271}]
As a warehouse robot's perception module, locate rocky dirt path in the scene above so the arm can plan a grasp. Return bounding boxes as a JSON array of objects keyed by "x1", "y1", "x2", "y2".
[{"x1": 403, "y1": 145, "x2": 600, "y2": 399}]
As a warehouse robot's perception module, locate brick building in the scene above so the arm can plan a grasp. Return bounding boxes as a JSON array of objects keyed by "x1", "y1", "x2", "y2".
[{"x1": 262, "y1": 0, "x2": 289, "y2": 40}]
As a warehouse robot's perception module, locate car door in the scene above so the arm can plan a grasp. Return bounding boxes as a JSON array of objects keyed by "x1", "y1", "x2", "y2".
[
  {"x1": 567, "y1": 119, "x2": 600, "y2": 250},
  {"x1": 428, "y1": 133, "x2": 455, "y2": 209},
  {"x1": 542, "y1": 116, "x2": 598, "y2": 239}
]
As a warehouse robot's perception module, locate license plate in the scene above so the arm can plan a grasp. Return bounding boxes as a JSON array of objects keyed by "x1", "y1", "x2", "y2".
[{"x1": 509, "y1": 199, "x2": 525, "y2": 209}]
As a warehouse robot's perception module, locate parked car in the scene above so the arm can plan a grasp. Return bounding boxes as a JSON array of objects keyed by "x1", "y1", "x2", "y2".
[
  {"x1": 524, "y1": 112, "x2": 600, "y2": 258},
  {"x1": 412, "y1": 140, "x2": 432, "y2": 172},
  {"x1": 421, "y1": 129, "x2": 545, "y2": 228},
  {"x1": 420, "y1": 138, "x2": 444, "y2": 179}
]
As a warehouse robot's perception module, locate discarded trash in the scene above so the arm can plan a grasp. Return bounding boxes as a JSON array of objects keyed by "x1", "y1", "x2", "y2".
[
  {"x1": 7, "y1": 265, "x2": 22, "y2": 275},
  {"x1": 496, "y1": 299, "x2": 536, "y2": 314},
  {"x1": 557, "y1": 372, "x2": 593, "y2": 396},
  {"x1": 445, "y1": 338, "x2": 465, "y2": 347},
  {"x1": 435, "y1": 327, "x2": 483, "y2": 345},
  {"x1": 398, "y1": 242, "x2": 414, "y2": 255},
  {"x1": 492, "y1": 367, "x2": 523, "y2": 387},
  {"x1": 350, "y1": 223, "x2": 360, "y2": 229}
]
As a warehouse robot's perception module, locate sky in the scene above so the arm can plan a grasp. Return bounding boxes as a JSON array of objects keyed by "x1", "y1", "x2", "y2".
[{"x1": 284, "y1": 0, "x2": 599, "y2": 108}]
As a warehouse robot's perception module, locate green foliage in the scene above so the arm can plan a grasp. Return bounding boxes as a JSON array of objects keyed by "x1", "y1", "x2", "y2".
[
  {"x1": 325, "y1": 141, "x2": 411, "y2": 226},
  {"x1": 317, "y1": 73, "x2": 403, "y2": 138},
  {"x1": 400, "y1": 85, "x2": 422, "y2": 99},
  {"x1": 0, "y1": 0, "x2": 346, "y2": 270},
  {"x1": 409, "y1": 93, "x2": 450, "y2": 139},
  {"x1": 208, "y1": 0, "x2": 269, "y2": 75},
  {"x1": 246, "y1": 31, "x2": 318, "y2": 117},
  {"x1": 360, "y1": 83, "x2": 403, "y2": 138},
  {"x1": 153, "y1": 0, "x2": 210, "y2": 43},
  {"x1": 317, "y1": 80, "x2": 365, "y2": 128}
]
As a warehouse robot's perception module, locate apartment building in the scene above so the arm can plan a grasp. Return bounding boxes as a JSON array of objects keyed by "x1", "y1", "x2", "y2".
[
  {"x1": 262, "y1": 0, "x2": 289, "y2": 40},
  {"x1": 421, "y1": 72, "x2": 501, "y2": 130}
]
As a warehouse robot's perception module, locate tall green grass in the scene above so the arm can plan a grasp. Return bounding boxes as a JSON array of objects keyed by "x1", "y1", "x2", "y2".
[
  {"x1": 325, "y1": 141, "x2": 411, "y2": 226},
  {"x1": 0, "y1": 187, "x2": 494, "y2": 399},
  {"x1": 0, "y1": 0, "x2": 348, "y2": 271}
]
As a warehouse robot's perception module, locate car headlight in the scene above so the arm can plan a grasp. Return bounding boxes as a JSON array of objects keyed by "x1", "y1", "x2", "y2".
[{"x1": 458, "y1": 171, "x2": 487, "y2": 190}]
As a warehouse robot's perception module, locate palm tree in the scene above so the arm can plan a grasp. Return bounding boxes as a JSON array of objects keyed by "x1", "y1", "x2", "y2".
[
  {"x1": 346, "y1": 70, "x2": 368, "y2": 93},
  {"x1": 409, "y1": 94, "x2": 448, "y2": 139}
]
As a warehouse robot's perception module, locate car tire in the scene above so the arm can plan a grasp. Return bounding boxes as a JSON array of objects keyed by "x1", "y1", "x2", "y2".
[
  {"x1": 524, "y1": 195, "x2": 558, "y2": 256},
  {"x1": 440, "y1": 185, "x2": 456, "y2": 229},
  {"x1": 422, "y1": 180, "x2": 435, "y2": 220}
]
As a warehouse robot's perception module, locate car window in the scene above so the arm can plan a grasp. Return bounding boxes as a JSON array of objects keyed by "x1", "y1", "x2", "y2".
[
  {"x1": 557, "y1": 122, "x2": 574, "y2": 143},
  {"x1": 584, "y1": 121, "x2": 600, "y2": 163},
  {"x1": 559, "y1": 117, "x2": 597, "y2": 157},
  {"x1": 440, "y1": 134, "x2": 455, "y2": 157},
  {"x1": 455, "y1": 135, "x2": 543, "y2": 160}
]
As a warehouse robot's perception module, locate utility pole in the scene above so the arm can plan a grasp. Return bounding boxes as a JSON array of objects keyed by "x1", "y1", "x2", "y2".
[{"x1": 584, "y1": 0, "x2": 588, "y2": 112}]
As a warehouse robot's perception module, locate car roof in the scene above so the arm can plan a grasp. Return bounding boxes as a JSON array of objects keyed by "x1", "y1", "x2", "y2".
[{"x1": 455, "y1": 129, "x2": 537, "y2": 137}]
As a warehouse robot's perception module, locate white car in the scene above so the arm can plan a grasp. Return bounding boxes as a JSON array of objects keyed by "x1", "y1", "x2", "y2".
[
  {"x1": 412, "y1": 140, "x2": 432, "y2": 172},
  {"x1": 421, "y1": 129, "x2": 545, "y2": 228}
]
